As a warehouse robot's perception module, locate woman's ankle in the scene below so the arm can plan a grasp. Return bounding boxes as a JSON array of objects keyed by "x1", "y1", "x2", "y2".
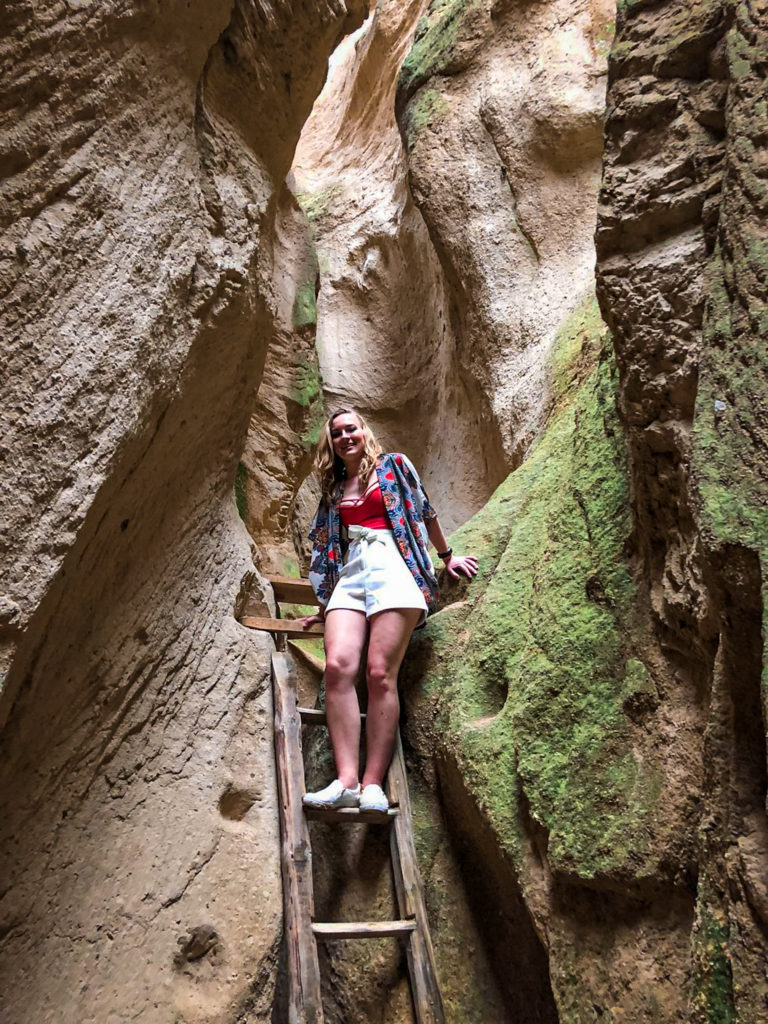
[{"x1": 360, "y1": 776, "x2": 383, "y2": 789}]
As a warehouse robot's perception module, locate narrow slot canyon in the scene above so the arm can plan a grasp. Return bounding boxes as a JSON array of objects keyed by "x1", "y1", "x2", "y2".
[{"x1": 1, "y1": 1, "x2": 768, "y2": 1023}]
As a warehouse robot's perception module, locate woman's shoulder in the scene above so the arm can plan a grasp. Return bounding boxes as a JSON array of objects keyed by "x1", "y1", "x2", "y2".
[{"x1": 379, "y1": 452, "x2": 420, "y2": 477}]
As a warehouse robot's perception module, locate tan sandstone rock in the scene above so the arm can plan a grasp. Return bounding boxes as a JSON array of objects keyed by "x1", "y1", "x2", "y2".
[{"x1": 0, "y1": 2, "x2": 366, "y2": 1021}]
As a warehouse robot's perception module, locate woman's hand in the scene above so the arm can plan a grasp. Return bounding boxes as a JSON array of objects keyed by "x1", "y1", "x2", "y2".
[
  {"x1": 299, "y1": 609, "x2": 326, "y2": 629},
  {"x1": 426, "y1": 516, "x2": 478, "y2": 581},
  {"x1": 444, "y1": 554, "x2": 479, "y2": 579}
]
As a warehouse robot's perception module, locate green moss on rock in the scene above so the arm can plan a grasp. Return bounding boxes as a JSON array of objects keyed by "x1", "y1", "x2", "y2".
[
  {"x1": 290, "y1": 355, "x2": 325, "y2": 450},
  {"x1": 295, "y1": 184, "x2": 342, "y2": 229},
  {"x1": 292, "y1": 279, "x2": 317, "y2": 329},
  {"x1": 693, "y1": 270, "x2": 768, "y2": 554},
  {"x1": 691, "y1": 908, "x2": 735, "y2": 1024},
  {"x1": 403, "y1": 87, "x2": 449, "y2": 151},
  {"x1": 234, "y1": 461, "x2": 248, "y2": 522},
  {"x1": 594, "y1": 17, "x2": 616, "y2": 59},
  {"x1": 692, "y1": 231, "x2": 768, "y2": 694},
  {"x1": 291, "y1": 356, "x2": 321, "y2": 408},
  {"x1": 414, "y1": 294, "x2": 657, "y2": 878},
  {"x1": 398, "y1": 0, "x2": 481, "y2": 99}
]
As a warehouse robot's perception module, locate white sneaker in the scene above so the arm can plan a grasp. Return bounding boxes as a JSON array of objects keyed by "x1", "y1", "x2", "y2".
[
  {"x1": 302, "y1": 779, "x2": 360, "y2": 809},
  {"x1": 359, "y1": 784, "x2": 389, "y2": 813}
]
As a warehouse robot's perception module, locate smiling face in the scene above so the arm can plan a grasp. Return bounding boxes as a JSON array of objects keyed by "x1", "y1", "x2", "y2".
[
  {"x1": 330, "y1": 412, "x2": 365, "y2": 463},
  {"x1": 331, "y1": 409, "x2": 366, "y2": 462},
  {"x1": 317, "y1": 407, "x2": 383, "y2": 499}
]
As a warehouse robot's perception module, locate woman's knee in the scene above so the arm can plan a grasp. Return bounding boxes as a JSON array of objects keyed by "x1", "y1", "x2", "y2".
[
  {"x1": 325, "y1": 648, "x2": 360, "y2": 685},
  {"x1": 366, "y1": 658, "x2": 396, "y2": 696}
]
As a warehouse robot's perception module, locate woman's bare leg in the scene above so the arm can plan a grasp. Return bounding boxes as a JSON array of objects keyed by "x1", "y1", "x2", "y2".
[
  {"x1": 323, "y1": 608, "x2": 368, "y2": 788},
  {"x1": 362, "y1": 608, "x2": 422, "y2": 788}
]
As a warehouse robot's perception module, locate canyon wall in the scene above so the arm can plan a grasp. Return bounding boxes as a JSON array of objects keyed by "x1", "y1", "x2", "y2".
[
  {"x1": 291, "y1": 0, "x2": 499, "y2": 531},
  {"x1": 0, "y1": 2, "x2": 366, "y2": 1021},
  {"x1": 290, "y1": 0, "x2": 614, "y2": 528},
  {"x1": 397, "y1": 0, "x2": 615, "y2": 487},
  {"x1": 3, "y1": 0, "x2": 766, "y2": 1021},
  {"x1": 236, "y1": 183, "x2": 324, "y2": 578},
  {"x1": 400, "y1": 0, "x2": 768, "y2": 1022},
  {"x1": 596, "y1": 0, "x2": 768, "y2": 1019}
]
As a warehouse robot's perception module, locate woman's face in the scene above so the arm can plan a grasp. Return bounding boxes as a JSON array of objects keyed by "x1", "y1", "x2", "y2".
[{"x1": 330, "y1": 413, "x2": 365, "y2": 461}]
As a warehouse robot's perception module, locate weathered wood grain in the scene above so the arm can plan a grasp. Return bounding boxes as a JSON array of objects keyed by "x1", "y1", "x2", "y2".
[
  {"x1": 243, "y1": 616, "x2": 324, "y2": 639},
  {"x1": 268, "y1": 576, "x2": 320, "y2": 606},
  {"x1": 388, "y1": 732, "x2": 446, "y2": 1024},
  {"x1": 272, "y1": 652, "x2": 324, "y2": 1023},
  {"x1": 312, "y1": 920, "x2": 416, "y2": 940}
]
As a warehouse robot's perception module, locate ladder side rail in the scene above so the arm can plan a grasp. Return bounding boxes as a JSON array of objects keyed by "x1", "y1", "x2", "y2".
[
  {"x1": 388, "y1": 731, "x2": 446, "y2": 1024},
  {"x1": 272, "y1": 652, "x2": 324, "y2": 1024}
]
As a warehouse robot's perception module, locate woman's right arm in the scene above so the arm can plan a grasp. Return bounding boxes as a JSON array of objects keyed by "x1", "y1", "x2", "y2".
[{"x1": 301, "y1": 499, "x2": 331, "y2": 628}]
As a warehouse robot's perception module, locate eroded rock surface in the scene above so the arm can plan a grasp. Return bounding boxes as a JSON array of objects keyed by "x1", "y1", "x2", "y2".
[
  {"x1": 397, "y1": 0, "x2": 615, "y2": 483},
  {"x1": 0, "y1": 1, "x2": 366, "y2": 1021},
  {"x1": 238, "y1": 180, "x2": 324, "y2": 578},
  {"x1": 402, "y1": 299, "x2": 681, "y2": 1022},
  {"x1": 292, "y1": 0, "x2": 498, "y2": 529},
  {"x1": 291, "y1": 0, "x2": 614, "y2": 528},
  {"x1": 4, "y1": 0, "x2": 767, "y2": 1020},
  {"x1": 596, "y1": 0, "x2": 768, "y2": 1019}
]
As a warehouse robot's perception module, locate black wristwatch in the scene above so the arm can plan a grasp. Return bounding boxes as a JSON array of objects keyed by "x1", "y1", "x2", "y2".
[{"x1": 437, "y1": 547, "x2": 453, "y2": 561}]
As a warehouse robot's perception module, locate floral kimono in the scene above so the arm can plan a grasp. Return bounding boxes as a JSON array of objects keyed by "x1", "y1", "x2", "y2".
[{"x1": 308, "y1": 452, "x2": 440, "y2": 613}]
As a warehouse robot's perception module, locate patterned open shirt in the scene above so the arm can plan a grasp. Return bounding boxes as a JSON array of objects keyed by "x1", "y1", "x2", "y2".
[{"x1": 308, "y1": 452, "x2": 440, "y2": 613}]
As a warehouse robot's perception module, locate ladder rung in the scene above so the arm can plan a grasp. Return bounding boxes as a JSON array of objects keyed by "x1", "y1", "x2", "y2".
[
  {"x1": 298, "y1": 707, "x2": 366, "y2": 724},
  {"x1": 304, "y1": 806, "x2": 399, "y2": 823},
  {"x1": 312, "y1": 920, "x2": 416, "y2": 940},
  {"x1": 241, "y1": 616, "x2": 324, "y2": 639},
  {"x1": 267, "y1": 576, "x2": 320, "y2": 606}
]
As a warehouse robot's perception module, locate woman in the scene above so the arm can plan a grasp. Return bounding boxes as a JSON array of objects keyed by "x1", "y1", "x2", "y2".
[{"x1": 300, "y1": 408, "x2": 477, "y2": 813}]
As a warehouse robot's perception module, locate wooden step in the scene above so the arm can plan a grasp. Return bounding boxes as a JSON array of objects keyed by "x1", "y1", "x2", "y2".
[
  {"x1": 304, "y1": 805, "x2": 399, "y2": 823},
  {"x1": 287, "y1": 641, "x2": 326, "y2": 677},
  {"x1": 241, "y1": 616, "x2": 324, "y2": 639},
  {"x1": 267, "y1": 576, "x2": 319, "y2": 606},
  {"x1": 298, "y1": 707, "x2": 366, "y2": 724},
  {"x1": 312, "y1": 920, "x2": 416, "y2": 940}
]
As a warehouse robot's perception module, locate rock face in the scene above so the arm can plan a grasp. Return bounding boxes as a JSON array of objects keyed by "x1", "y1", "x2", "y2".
[
  {"x1": 292, "y1": 0, "x2": 497, "y2": 530},
  {"x1": 237, "y1": 181, "x2": 324, "y2": 578},
  {"x1": 397, "y1": 0, "x2": 615, "y2": 496},
  {"x1": 4, "y1": 0, "x2": 766, "y2": 1020},
  {"x1": 596, "y1": 0, "x2": 768, "y2": 1020},
  {"x1": 293, "y1": 0, "x2": 614, "y2": 527},
  {"x1": 0, "y1": 2, "x2": 366, "y2": 1021},
  {"x1": 402, "y1": 298, "x2": 679, "y2": 1022}
]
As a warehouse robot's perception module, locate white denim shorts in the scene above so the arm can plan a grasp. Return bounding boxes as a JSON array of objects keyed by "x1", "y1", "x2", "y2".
[{"x1": 325, "y1": 526, "x2": 428, "y2": 623}]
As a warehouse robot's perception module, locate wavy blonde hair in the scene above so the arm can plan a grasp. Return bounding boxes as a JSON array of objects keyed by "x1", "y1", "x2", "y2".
[{"x1": 317, "y1": 408, "x2": 383, "y2": 504}]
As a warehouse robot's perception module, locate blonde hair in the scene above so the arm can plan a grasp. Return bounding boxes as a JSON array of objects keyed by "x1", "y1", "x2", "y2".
[{"x1": 317, "y1": 408, "x2": 383, "y2": 504}]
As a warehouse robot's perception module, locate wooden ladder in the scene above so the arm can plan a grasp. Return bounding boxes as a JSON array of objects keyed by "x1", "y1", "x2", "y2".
[{"x1": 242, "y1": 577, "x2": 445, "y2": 1024}]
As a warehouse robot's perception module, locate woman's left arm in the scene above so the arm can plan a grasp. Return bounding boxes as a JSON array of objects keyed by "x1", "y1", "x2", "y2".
[{"x1": 426, "y1": 516, "x2": 479, "y2": 580}]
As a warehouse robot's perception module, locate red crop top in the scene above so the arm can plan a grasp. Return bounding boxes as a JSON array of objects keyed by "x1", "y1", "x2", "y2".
[{"x1": 339, "y1": 481, "x2": 390, "y2": 531}]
